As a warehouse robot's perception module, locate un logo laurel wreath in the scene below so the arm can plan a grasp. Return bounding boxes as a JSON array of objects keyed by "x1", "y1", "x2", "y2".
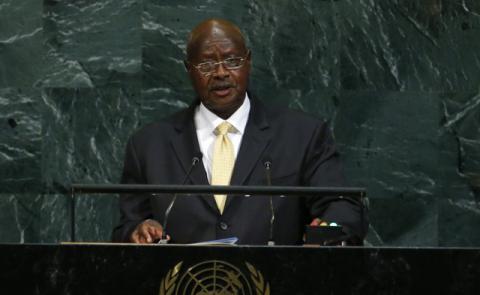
[
  {"x1": 245, "y1": 262, "x2": 271, "y2": 295},
  {"x1": 159, "y1": 260, "x2": 270, "y2": 295}
]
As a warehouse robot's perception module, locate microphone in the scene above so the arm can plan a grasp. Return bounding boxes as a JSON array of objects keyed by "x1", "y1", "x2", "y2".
[
  {"x1": 158, "y1": 153, "x2": 202, "y2": 244},
  {"x1": 263, "y1": 158, "x2": 275, "y2": 246},
  {"x1": 264, "y1": 159, "x2": 272, "y2": 186}
]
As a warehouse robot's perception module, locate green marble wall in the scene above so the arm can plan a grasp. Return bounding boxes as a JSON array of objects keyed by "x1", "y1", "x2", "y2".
[{"x1": 0, "y1": 0, "x2": 479, "y2": 246}]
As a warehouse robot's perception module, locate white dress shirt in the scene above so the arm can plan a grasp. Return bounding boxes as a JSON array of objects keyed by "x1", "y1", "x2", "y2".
[{"x1": 194, "y1": 94, "x2": 251, "y2": 183}]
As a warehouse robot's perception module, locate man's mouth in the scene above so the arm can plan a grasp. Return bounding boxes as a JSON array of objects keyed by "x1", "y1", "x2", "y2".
[{"x1": 210, "y1": 84, "x2": 234, "y2": 97}]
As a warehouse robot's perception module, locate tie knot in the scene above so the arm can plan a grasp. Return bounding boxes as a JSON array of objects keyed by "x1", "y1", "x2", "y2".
[{"x1": 215, "y1": 121, "x2": 234, "y2": 136}]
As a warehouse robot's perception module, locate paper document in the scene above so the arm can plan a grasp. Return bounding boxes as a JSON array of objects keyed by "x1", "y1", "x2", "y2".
[{"x1": 190, "y1": 237, "x2": 238, "y2": 246}]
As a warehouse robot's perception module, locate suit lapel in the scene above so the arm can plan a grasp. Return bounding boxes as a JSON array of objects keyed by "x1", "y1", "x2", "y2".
[
  {"x1": 170, "y1": 96, "x2": 272, "y2": 215},
  {"x1": 224, "y1": 96, "x2": 272, "y2": 212},
  {"x1": 170, "y1": 103, "x2": 219, "y2": 212}
]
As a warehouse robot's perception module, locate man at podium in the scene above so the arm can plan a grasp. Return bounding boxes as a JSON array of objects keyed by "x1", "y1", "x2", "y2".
[{"x1": 112, "y1": 18, "x2": 367, "y2": 245}]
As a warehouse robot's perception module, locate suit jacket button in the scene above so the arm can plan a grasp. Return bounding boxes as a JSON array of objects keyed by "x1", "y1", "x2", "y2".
[{"x1": 219, "y1": 222, "x2": 228, "y2": 230}]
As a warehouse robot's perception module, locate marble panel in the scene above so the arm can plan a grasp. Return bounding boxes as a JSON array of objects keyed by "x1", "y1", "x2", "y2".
[
  {"x1": 335, "y1": 91, "x2": 439, "y2": 200},
  {"x1": 35, "y1": 194, "x2": 70, "y2": 243},
  {"x1": 0, "y1": 0, "x2": 44, "y2": 88},
  {"x1": 41, "y1": 87, "x2": 140, "y2": 192},
  {"x1": 0, "y1": 88, "x2": 42, "y2": 193},
  {"x1": 0, "y1": 193, "x2": 68, "y2": 243},
  {"x1": 0, "y1": 194, "x2": 41, "y2": 243},
  {"x1": 440, "y1": 91, "x2": 480, "y2": 200},
  {"x1": 439, "y1": 198, "x2": 480, "y2": 246},
  {"x1": 41, "y1": 0, "x2": 142, "y2": 88},
  {"x1": 0, "y1": 191, "x2": 117, "y2": 243},
  {"x1": 73, "y1": 194, "x2": 119, "y2": 242},
  {"x1": 336, "y1": 0, "x2": 480, "y2": 92},
  {"x1": 366, "y1": 196, "x2": 438, "y2": 246}
]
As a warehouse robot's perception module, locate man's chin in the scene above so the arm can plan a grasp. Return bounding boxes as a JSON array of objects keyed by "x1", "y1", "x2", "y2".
[
  {"x1": 207, "y1": 89, "x2": 236, "y2": 104},
  {"x1": 205, "y1": 98, "x2": 243, "y2": 118}
]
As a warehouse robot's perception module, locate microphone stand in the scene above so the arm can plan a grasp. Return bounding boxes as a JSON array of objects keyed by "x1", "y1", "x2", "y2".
[
  {"x1": 264, "y1": 160, "x2": 275, "y2": 246},
  {"x1": 157, "y1": 154, "x2": 201, "y2": 244}
]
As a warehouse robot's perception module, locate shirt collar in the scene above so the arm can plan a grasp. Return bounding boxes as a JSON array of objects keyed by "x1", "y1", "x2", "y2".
[{"x1": 195, "y1": 93, "x2": 251, "y2": 135}]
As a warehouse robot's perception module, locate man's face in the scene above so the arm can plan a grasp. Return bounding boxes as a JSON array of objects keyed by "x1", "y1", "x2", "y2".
[{"x1": 186, "y1": 29, "x2": 251, "y2": 119}]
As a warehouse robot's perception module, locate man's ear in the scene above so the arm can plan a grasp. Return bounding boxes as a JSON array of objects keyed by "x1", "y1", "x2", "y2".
[{"x1": 183, "y1": 60, "x2": 190, "y2": 71}]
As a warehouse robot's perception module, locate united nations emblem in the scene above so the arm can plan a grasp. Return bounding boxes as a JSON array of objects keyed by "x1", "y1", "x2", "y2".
[{"x1": 159, "y1": 260, "x2": 270, "y2": 295}]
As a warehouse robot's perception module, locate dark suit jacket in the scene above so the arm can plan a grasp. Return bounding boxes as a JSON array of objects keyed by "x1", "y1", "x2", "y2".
[{"x1": 112, "y1": 96, "x2": 367, "y2": 245}]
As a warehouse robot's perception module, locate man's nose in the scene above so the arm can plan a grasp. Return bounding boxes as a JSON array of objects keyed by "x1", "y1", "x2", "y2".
[{"x1": 212, "y1": 62, "x2": 229, "y2": 78}]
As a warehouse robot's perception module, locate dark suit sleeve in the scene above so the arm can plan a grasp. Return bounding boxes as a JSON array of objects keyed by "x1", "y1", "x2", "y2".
[
  {"x1": 111, "y1": 137, "x2": 152, "y2": 242},
  {"x1": 303, "y1": 121, "x2": 368, "y2": 243}
]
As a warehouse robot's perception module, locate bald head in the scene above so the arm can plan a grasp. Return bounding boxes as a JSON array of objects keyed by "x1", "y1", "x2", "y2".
[{"x1": 186, "y1": 18, "x2": 248, "y2": 62}]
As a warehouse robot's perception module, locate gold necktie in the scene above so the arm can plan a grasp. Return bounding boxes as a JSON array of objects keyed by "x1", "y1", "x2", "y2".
[{"x1": 211, "y1": 121, "x2": 235, "y2": 214}]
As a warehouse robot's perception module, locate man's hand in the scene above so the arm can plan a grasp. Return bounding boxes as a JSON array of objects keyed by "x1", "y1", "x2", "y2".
[{"x1": 130, "y1": 219, "x2": 165, "y2": 244}]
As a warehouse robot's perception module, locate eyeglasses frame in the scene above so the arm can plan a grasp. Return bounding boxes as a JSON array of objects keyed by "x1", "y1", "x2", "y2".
[{"x1": 188, "y1": 51, "x2": 251, "y2": 76}]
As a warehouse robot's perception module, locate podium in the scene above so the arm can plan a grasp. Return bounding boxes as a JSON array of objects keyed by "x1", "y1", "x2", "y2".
[
  {"x1": 4, "y1": 185, "x2": 470, "y2": 293},
  {"x1": 1, "y1": 244, "x2": 479, "y2": 294}
]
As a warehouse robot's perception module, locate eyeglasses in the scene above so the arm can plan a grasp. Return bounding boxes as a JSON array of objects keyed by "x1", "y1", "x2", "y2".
[{"x1": 192, "y1": 54, "x2": 248, "y2": 75}]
